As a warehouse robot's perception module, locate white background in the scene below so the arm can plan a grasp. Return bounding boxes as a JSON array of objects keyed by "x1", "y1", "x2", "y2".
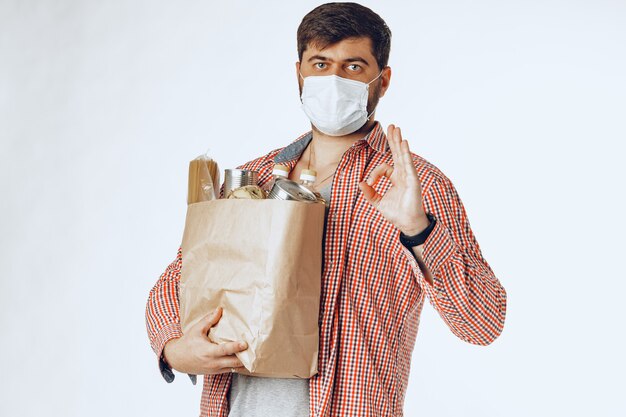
[{"x1": 1, "y1": 0, "x2": 625, "y2": 416}]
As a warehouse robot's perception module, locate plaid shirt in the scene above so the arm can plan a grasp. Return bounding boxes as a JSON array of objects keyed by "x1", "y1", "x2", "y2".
[{"x1": 146, "y1": 122, "x2": 507, "y2": 416}]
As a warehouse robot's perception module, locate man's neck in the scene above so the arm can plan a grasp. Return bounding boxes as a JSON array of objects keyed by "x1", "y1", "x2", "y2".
[{"x1": 310, "y1": 119, "x2": 377, "y2": 164}]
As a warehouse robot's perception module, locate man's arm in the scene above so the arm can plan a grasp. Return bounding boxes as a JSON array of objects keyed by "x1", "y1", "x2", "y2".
[
  {"x1": 145, "y1": 249, "x2": 247, "y2": 382},
  {"x1": 401, "y1": 175, "x2": 506, "y2": 345},
  {"x1": 359, "y1": 124, "x2": 506, "y2": 345},
  {"x1": 145, "y1": 249, "x2": 186, "y2": 382}
]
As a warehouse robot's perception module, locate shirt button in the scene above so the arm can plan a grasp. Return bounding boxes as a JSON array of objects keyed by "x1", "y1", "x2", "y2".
[{"x1": 436, "y1": 291, "x2": 445, "y2": 300}]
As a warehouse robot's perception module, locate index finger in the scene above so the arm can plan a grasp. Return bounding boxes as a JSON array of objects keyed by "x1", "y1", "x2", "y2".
[
  {"x1": 400, "y1": 139, "x2": 419, "y2": 180},
  {"x1": 387, "y1": 125, "x2": 406, "y2": 170}
]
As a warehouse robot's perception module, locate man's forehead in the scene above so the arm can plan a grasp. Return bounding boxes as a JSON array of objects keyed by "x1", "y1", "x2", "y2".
[{"x1": 302, "y1": 37, "x2": 375, "y2": 60}]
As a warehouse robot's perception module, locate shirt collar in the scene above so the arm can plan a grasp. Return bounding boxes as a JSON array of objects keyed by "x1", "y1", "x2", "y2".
[{"x1": 273, "y1": 122, "x2": 388, "y2": 166}]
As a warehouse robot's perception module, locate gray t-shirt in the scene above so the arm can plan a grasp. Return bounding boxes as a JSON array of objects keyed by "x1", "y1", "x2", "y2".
[{"x1": 228, "y1": 183, "x2": 332, "y2": 417}]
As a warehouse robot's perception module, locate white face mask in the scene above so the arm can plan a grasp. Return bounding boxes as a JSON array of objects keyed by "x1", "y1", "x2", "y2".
[{"x1": 299, "y1": 72, "x2": 382, "y2": 136}]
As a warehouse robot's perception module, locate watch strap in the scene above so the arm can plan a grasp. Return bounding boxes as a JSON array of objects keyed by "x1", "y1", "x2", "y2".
[{"x1": 399, "y1": 213, "x2": 436, "y2": 248}]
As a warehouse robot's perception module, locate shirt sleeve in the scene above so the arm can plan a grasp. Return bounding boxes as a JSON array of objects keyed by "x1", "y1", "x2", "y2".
[
  {"x1": 145, "y1": 248, "x2": 196, "y2": 383},
  {"x1": 402, "y1": 175, "x2": 507, "y2": 345}
]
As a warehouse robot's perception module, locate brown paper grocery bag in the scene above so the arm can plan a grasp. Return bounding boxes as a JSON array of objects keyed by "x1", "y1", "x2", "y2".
[{"x1": 180, "y1": 199, "x2": 325, "y2": 378}]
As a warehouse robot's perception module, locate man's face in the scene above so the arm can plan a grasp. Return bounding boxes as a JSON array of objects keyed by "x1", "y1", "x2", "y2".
[{"x1": 297, "y1": 37, "x2": 391, "y2": 117}]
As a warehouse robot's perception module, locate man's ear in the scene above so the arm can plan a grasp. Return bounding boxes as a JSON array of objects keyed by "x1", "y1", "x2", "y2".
[
  {"x1": 379, "y1": 66, "x2": 392, "y2": 98},
  {"x1": 296, "y1": 61, "x2": 304, "y2": 94}
]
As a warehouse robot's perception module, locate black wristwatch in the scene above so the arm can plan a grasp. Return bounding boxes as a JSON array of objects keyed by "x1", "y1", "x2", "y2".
[{"x1": 399, "y1": 213, "x2": 436, "y2": 248}]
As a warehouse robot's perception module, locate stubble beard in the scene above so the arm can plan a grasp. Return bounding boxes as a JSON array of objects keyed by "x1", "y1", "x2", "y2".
[{"x1": 355, "y1": 78, "x2": 383, "y2": 135}]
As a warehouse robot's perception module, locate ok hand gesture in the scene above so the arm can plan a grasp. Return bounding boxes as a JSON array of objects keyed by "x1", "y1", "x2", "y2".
[{"x1": 358, "y1": 125, "x2": 430, "y2": 236}]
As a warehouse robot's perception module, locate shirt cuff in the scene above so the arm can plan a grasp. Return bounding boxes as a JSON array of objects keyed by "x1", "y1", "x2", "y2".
[
  {"x1": 399, "y1": 217, "x2": 457, "y2": 297},
  {"x1": 151, "y1": 322, "x2": 183, "y2": 358},
  {"x1": 421, "y1": 216, "x2": 457, "y2": 274},
  {"x1": 151, "y1": 323, "x2": 184, "y2": 383}
]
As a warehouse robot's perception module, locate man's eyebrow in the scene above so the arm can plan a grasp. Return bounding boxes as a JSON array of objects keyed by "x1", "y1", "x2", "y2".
[
  {"x1": 307, "y1": 55, "x2": 331, "y2": 62},
  {"x1": 343, "y1": 57, "x2": 370, "y2": 66},
  {"x1": 306, "y1": 55, "x2": 371, "y2": 66}
]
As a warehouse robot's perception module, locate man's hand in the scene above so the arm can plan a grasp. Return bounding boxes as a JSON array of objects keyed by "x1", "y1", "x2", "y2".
[
  {"x1": 359, "y1": 124, "x2": 430, "y2": 235},
  {"x1": 163, "y1": 307, "x2": 247, "y2": 375}
]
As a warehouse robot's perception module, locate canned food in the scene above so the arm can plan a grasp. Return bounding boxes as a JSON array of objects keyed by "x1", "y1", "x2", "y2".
[
  {"x1": 224, "y1": 169, "x2": 259, "y2": 197},
  {"x1": 267, "y1": 178, "x2": 318, "y2": 202}
]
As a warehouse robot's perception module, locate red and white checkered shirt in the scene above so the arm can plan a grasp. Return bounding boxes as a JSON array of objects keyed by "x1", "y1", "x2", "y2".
[{"x1": 146, "y1": 122, "x2": 507, "y2": 416}]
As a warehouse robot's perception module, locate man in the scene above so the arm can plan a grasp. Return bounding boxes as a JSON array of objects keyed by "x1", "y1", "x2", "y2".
[{"x1": 146, "y1": 3, "x2": 507, "y2": 416}]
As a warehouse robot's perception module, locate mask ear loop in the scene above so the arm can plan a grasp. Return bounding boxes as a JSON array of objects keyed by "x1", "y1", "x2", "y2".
[
  {"x1": 365, "y1": 70, "x2": 385, "y2": 121},
  {"x1": 299, "y1": 72, "x2": 306, "y2": 103},
  {"x1": 366, "y1": 70, "x2": 384, "y2": 86}
]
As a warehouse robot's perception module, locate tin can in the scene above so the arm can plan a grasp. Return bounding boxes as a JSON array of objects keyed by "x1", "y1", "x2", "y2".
[
  {"x1": 267, "y1": 178, "x2": 318, "y2": 202},
  {"x1": 224, "y1": 169, "x2": 259, "y2": 197}
]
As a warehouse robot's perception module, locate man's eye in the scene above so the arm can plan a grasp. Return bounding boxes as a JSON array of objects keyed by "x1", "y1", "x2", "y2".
[
  {"x1": 314, "y1": 63, "x2": 327, "y2": 69},
  {"x1": 347, "y1": 64, "x2": 361, "y2": 71}
]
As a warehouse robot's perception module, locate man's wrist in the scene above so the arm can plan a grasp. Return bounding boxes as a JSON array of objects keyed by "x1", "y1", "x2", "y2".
[
  {"x1": 400, "y1": 212, "x2": 430, "y2": 236},
  {"x1": 159, "y1": 338, "x2": 197, "y2": 385},
  {"x1": 163, "y1": 337, "x2": 176, "y2": 360},
  {"x1": 399, "y1": 213, "x2": 436, "y2": 248}
]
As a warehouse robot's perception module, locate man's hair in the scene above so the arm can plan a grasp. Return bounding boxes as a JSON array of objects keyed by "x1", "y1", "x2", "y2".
[{"x1": 297, "y1": 2, "x2": 392, "y2": 70}]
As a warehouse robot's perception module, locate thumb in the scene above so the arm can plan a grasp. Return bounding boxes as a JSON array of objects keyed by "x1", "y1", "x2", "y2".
[{"x1": 196, "y1": 307, "x2": 222, "y2": 336}]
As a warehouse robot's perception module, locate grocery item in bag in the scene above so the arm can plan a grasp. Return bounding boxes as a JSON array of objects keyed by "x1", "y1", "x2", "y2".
[
  {"x1": 180, "y1": 199, "x2": 325, "y2": 378},
  {"x1": 188, "y1": 154, "x2": 220, "y2": 204}
]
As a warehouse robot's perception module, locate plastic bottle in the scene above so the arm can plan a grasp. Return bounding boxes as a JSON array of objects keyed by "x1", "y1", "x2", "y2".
[
  {"x1": 299, "y1": 169, "x2": 326, "y2": 203},
  {"x1": 268, "y1": 164, "x2": 290, "y2": 190}
]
